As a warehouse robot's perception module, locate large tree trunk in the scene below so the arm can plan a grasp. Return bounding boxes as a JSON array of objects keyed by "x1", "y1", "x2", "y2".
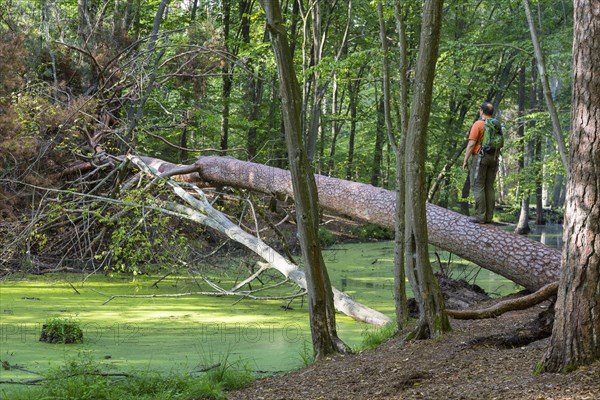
[
  {"x1": 188, "y1": 156, "x2": 562, "y2": 291},
  {"x1": 541, "y1": 0, "x2": 600, "y2": 372},
  {"x1": 148, "y1": 155, "x2": 561, "y2": 293}
]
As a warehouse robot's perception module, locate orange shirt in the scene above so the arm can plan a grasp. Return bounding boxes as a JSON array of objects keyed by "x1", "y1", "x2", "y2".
[{"x1": 468, "y1": 118, "x2": 488, "y2": 155}]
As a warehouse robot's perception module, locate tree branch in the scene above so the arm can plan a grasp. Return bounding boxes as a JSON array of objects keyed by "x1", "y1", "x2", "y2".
[{"x1": 447, "y1": 281, "x2": 558, "y2": 320}]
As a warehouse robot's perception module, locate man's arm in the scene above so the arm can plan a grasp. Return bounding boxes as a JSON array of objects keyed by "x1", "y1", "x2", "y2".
[{"x1": 462, "y1": 140, "x2": 477, "y2": 170}]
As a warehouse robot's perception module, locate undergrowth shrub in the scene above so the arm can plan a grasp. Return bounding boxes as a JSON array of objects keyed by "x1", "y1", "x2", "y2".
[
  {"x1": 39, "y1": 317, "x2": 83, "y2": 344},
  {"x1": 352, "y1": 223, "x2": 394, "y2": 241},
  {"x1": 3, "y1": 350, "x2": 254, "y2": 400},
  {"x1": 318, "y1": 227, "x2": 336, "y2": 247}
]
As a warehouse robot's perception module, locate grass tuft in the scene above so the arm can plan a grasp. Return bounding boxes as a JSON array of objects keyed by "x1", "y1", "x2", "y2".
[
  {"x1": 4, "y1": 350, "x2": 254, "y2": 400},
  {"x1": 353, "y1": 321, "x2": 397, "y2": 352}
]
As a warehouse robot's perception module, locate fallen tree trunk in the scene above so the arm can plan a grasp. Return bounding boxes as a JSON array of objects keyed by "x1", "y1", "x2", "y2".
[{"x1": 141, "y1": 156, "x2": 561, "y2": 292}]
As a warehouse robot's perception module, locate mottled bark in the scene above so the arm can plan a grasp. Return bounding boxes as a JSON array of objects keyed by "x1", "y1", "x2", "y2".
[
  {"x1": 541, "y1": 0, "x2": 600, "y2": 372},
  {"x1": 393, "y1": 0, "x2": 410, "y2": 326}
]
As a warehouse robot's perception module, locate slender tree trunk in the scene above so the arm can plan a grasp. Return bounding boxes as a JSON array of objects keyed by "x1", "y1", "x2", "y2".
[
  {"x1": 42, "y1": 0, "x2": 58, "y2": 95},
  {"x1": 534, "y1": 134, "x2": 545, "y2": 225},
  {"x1": 77, "y1": 0, "x2": 91, "y2": 45},
  {"x1": 392, "y1": 0, "x2": 410, "y2": 326},
  {"x1": 190, "y1": 0, "x2": 198, "y2": 21},
  {"x1": 522, "y1": 0, "x2": 569, "y2": 170},
  {"x1": 346, "y1": 78, "x2": 358, "y2": 181},
  {"x1": 541, "y1": 0, "x2": 600, "y2": 372},
  {"x1": 378, "y1": 1, "x2": 407, "y2": 328},
  {"x1": 305, "y1": 1, "x2": 323, "y2": 161},
  {"x1": 371, "y1": 95, "x2": 385, "y2": 187},
  {"x1": 179, "y1": 127, "x2": 188, "y2": 163},
  {"x1": 403, "y1": 0, "x2": 450, "y2": 339},
  {"x1": 550, "y1": 171, "x2": 565, "y2": 208},
  {"x1": 267, "y1": 73, "x2": 286, "y2": 168},
  {"x1": 112, "y1": 0, "x2": 123, "y2": 37},
  {"x1": 260, "y1": 0, "x2": 347, "y2": 360},
  {"x1": 327, "y1": 69, "x2": 349, "y2": 176},
  {"x1": 305, "y1": 1, "x2": 352, "y2": 163},
  {"x1": 242, "y1": 2, "x2": 264, "y2": 160},
  {"x1": 515, "y1": 66, "x2": 531, "y2": 235},
  {"x1": 125, "y1": 0, "x2": 169, "y2": 142},
  {"x1": 220, "y1": 0, "x2": 232, "y2": 153}
]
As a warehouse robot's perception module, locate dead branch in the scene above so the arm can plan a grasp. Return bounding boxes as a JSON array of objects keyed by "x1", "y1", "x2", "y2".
[
  {"x1": 127, "y1": 156, "x2": 391, "y2": 325},
  {"x1": 90, "y1": 287, "x2": 307, "y2": 306},
  {"x1": 231, "y1": 261, "x2": 270, "y2": 292},
  {"x1": 446, "y1": 281, "x2": 559, "y2": 320},
  {"x1": 192, "y1": 363, "x2": 221, "y2": 373}
]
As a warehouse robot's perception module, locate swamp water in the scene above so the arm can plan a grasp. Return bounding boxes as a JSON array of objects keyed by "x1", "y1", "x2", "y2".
[{"x1": 0, "y1": 225, "x2": 563, "y2": 390}]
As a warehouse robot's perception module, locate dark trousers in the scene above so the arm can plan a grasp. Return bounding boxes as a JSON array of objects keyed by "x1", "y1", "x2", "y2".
[{"x1": 470, "y1": 152, "x2": 499, "y2": 222}]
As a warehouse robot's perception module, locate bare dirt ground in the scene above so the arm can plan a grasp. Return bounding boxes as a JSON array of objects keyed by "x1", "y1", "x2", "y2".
[{"x1": 227, "y1": 299, "x2": 600, "y2": 400}]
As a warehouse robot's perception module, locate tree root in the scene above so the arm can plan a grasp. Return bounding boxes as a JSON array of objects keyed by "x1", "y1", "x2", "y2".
[
  {"x1": 465, "y1": 303, "x2": 555, "y2": 349},
  {"x1": 446, "y1": 281, "x2": 558, "y2": 320}
]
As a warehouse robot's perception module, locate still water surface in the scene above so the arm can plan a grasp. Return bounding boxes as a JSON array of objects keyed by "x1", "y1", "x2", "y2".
[{"x1": 0, "y1": 224, "x2": 563, "y2": 382}]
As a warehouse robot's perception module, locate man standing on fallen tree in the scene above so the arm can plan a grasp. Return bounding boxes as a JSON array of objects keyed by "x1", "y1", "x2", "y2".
[{"x1": 462, "y1": 102, "x2": 503, "y2": 224}]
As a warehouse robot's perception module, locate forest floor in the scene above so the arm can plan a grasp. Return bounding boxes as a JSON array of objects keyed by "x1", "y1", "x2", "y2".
[
  {"x1": 226, "y1": 214, "x2": 599, "y2": 400},
  {"x1": 227, "y1": 298, "x2": 600, "y2": 400}
]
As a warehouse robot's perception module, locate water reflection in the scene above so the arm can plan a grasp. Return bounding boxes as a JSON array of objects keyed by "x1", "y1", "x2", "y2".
[{"x1": 504, "y1": 223, "x2": 564, "y2": 250}]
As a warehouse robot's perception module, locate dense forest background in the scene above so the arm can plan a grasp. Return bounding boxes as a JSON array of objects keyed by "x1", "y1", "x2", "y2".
[
  {"x1": 0, "y1": 1, "x2": 572, "y2": 189},
  {"x1": 3, "y1": 0, "x2": 600, "y2": 387},
  {"x1": 0, "y1": 0, "x2": 572, "y2": 274}
]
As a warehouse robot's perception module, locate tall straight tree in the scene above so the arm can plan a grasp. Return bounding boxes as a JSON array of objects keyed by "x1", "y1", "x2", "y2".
[
  {"x1": 522, "y1": 0, "x2": 568, "y2": 170},
  {"x1": 377, "y1": 0, "x2": 408, "y2": 328},
  {"x1": 515, "y1": 65, "x2": 531, "y2": 235},
  {"x1": 403, "y1": 0, "x2": 451, "y2": 339},
  {"x1": 541, "y1": 0, "x2": 600, "y2": 373},
  {"x1": 220, "y1": 0, "x2": 232, "y2": 153},
  {"x1": 259, "y1": 0, "x2": 347, "y2": 360}
]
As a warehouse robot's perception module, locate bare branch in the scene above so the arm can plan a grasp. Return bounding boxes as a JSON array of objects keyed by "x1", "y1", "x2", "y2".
[{"x1": 447, "y1": 282, "x2": 559, "y2": 320}]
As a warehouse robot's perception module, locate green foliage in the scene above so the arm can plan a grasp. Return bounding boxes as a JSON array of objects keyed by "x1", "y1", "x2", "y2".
[
  {"x1": 532, "y1": 361, "x2": 544, "y2": 376},
  {"x1": 318, "y1": 227, "x2": 336, "y2": 247},
  {"x1": 204, "y1": 356, "x2": 253, "y2": 391},
  {"x1": 40, "y1": 317, "x2": 83, "y2": 344},
  {"x1": 6, "y1": 350, "x2": 253, "y2": 400},
  {"x1": 352, "y1": 223, "x2": 394, "y2": 241},
  {"x1": 103, "y1": 187, "x2": 189, "y2": 275},
  {"x1": 495, "y1": 205, "x2": 520, "y2": 224},
  {"x1": 297, "y1": 340, "x2": 314, "y2": 367},
  {"x1": 353, "y1": 321, "x2": 397, "y2": 352}
]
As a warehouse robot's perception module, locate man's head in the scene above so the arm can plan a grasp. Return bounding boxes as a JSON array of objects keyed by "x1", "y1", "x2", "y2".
[{"x1": 480, "y1": 102, "x2": 494, "y2": 117}]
